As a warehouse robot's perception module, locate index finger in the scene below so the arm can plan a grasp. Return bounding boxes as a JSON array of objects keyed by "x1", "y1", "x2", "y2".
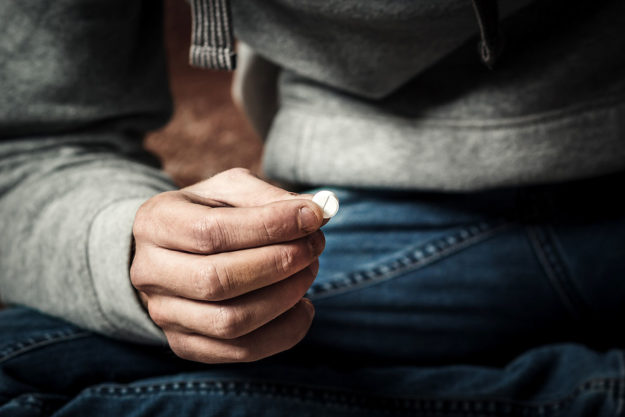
[
  {"x1": 184, "y1": 168, "x2": 309, "y2": 208},
  {"x1": 146, "y1": 196, "x2": 325, "y2": 254}
]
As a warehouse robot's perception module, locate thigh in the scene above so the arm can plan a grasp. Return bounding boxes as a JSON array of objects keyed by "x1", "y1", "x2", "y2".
[
  {"x1": 302, "y1": 179, "x2": 625, "y2": 366},
  {"x1": 50, "y1": 345, "x2": 625, "y2": 417},
  {"x1": 1, "y1": 308, "x2": 623, "y2": 417},
  {"x1": 535, "y1": 172, "x2": 625, "y2": 348},
  {"x1": 0, "y1": 307, "x2": 200, "y2": 415}
]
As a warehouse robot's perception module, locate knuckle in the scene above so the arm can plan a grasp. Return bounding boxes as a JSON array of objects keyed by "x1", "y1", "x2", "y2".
[
  {"x1": 190, "y1": 216, "x2": 225, "y2": 253},
  {"x1": 213, "y1": 306, "x2": 248, "y2": 339},
  {"x1": 193, "y1": 262, "x2": 229, "y2": 300},
  {"x1": 228, "y1": 344, "x2": 258, "y2": 362},
  {"x1": 226, "y1": 167, "x2": 252, "y2": 178},
  {"x1": 129, "y1": 257, "x2": 148, "y2": 289},
  {"x1": 291, "y1": 306, "x2": 314, "y2": 343},
  {"x1": 148, "y1": 304, "x2": 169, "y2": 329},
  {"x1": 133, "y1": 192, "x2": 174, "y2": 239},
  {"x1": 308, "y1": 259, "x2": 320, "y2": 280},
  {"x1": 274, "y1": 246, "x2": 296, "y2": 275},
  {"x1": 132, "y1": 205, "x2": 151, "y2": 240},
  {"x1": 214, "y1": 167, "x2": 252, "y2": 184},
  {"x1": 259, "y1": 209, "x2": 289, "y2": 240},
  {"x1": 167, "y1": 333, "x2": 193, "y2": 360}
]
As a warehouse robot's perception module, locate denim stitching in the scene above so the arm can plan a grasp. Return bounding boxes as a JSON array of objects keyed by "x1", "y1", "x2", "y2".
[
  {"x1": 2, "y1": 393, "x2": 70, "y2": 415},
  {"x1": 11, "y1": 395, "x2": 43, "y2": 408},
  {"x1": 0, "y1": 328, "x2": 90, "y2": 363},
  {"x1": 1, "y1": 395, "x2": 43, "y2": 412},
  {"x1": 83, "y1": 377, "x2": 624, "y2": 416},
  {"x1": 525, "y1": 225, "x2": 587, "y2": 321},
  {"x1": 307, "y1": 219, "x2": 512, "y2": 299}
]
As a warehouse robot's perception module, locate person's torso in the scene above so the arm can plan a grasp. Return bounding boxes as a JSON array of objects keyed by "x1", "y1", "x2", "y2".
[{"x1": 233, "y1": 0, "x2": 625, "y2": 190}]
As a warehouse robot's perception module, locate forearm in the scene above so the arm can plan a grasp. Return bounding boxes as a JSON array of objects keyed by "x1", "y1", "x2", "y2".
[
  {"x1": 0, "y1": 0, "x2": 173, "y2": 343},
  {"x1": 0, "y1": 134, "x2": 173, "y2": 343}
]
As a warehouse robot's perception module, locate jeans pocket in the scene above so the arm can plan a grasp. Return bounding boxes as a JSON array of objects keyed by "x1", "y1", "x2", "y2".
[
  {"x1": 525, "y1": 225, "x2": 589, "y2": 322},
  {"x1": 308, "y1": 218, "x2": 512, "y2": 299},
  {"x1": 0, "y1": 308, "x2": 89, "y2": 364}
]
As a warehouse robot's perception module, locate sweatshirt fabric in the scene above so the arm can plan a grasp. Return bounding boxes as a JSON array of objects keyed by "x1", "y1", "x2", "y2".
[
  {"x1": 0, "y1": 0, "x2": 174, "y2": 343},
  {"x1": 1, "y1": 0, "x2": 624, "y2": 343},
  {"x1": 230, "y1": 0, "x2": 625, "y2": 190}
]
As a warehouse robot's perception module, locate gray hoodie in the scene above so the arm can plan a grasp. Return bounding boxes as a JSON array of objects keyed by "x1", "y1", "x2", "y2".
[{"x1": 1, "y1": 0, "x2": 623, "y2": 342}]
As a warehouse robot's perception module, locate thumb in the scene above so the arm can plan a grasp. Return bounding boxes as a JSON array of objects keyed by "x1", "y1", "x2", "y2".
[{"x1": 183, "y1": 168, "x2": 315, "y2": 208}]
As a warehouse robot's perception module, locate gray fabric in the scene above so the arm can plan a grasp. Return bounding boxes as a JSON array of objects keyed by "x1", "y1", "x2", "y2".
[
  {"x1": 231, "y1": 43, "x2": 280, "y2": 139},
  {"x1": 231, "y1": 0, "x2": 531, "y2": 100},
  {"x1": 232, "y1": 0, "x2": 625, "y2": 190},
  {"x1": 1, "y1": 0, "x2": 624, "y2": 345},
  {"x1": 0, "y1": 0, "x2": 173, "y2": 343},
  {"x1": 265, "y1": 99, "x2": 625, "y2": 190}
]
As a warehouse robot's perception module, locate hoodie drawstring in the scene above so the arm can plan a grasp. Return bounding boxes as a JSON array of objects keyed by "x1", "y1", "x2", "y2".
[
  {"x1": 187, "y1": 0, "x2": 502, "y2": 71},
  {"x1": 188, "y1": 0, "x2": 236, "y2": 70},
  {"x1": 471, "y1": 0, "x2": 503, "y2": 69}
]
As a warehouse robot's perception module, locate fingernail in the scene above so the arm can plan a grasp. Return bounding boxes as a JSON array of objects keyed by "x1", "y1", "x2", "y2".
[
  {"x1": 307, "y1": 232, "x2": 324, "y2": 256},
  {"x1": 308, "y1": 260, "x2": 320, "y2": 277},
  {"x1": 302, "y1": 299, "x2": 315, "y2": 317},
  {"x1": 299, "y1": 206, "x2": 319, "y2": 232}
]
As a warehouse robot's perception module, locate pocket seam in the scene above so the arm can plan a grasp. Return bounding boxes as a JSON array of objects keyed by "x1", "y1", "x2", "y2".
[
  {"x1": 525, "y1": 225, "x2": 589, "y2": 322},
  {"x1": 308, "y1": 219, "x2": 512, "y2": 299},
  {"x1": 0, "y1": 328, "x2": 90, "y2": 364}
]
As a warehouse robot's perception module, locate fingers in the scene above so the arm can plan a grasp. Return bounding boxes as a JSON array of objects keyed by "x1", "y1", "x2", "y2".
[
  {"x1": 184, "y1": 167, "x2": 313, "y2": 207},
  {"x1": 132, "y1": 233, "x2": 324, "y2": 301},
  {"x1": 147, "y1": 263, "x2": 317, "y2": 339},
  {"x1": 134, "y1": 193, "x2": 324, "y2": 254},
  {"x1": 165, "y1": 299, "x2": 315, "y2": 364},
  {"x1": 132, "y1": 168, "x2": 327, "y2": 364}
]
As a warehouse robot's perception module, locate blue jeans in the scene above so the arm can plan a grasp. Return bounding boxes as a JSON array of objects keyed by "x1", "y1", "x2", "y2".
[{"x1": 2, "y1": 172, "x2": 625, "y2": 416}]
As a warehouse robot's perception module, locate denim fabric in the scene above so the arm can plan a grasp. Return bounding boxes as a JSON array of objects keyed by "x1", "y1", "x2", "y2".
[{"x1": 1, "y1": 171, "x2": 624, "y2": 416}]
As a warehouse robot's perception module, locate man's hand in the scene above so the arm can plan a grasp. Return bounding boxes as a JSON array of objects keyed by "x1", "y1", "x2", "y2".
[{"x1": 130, "y1": 168, "x2": 325, "y2": 363}]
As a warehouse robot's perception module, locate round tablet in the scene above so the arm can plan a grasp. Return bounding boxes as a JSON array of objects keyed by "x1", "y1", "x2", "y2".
[{"x1": 312, "y1": 190, "x2": 340, "y2": 219}]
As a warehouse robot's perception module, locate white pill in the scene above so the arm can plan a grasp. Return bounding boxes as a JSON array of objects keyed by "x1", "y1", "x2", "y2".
[{"x1": 312, "y1": 190, "x2": 340, "y2": 219}]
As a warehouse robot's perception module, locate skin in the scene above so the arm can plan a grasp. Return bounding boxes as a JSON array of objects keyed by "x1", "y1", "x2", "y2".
[{"x1": 130, "y1": 168, "x2": 326, "y2": 364}]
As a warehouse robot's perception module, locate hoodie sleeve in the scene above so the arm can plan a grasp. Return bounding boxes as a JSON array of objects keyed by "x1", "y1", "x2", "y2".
[{"x1": 0, "y1": 0, "x2": 175, "y2": 344}]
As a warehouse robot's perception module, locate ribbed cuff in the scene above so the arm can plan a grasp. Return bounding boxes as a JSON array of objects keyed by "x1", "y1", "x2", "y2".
[
  {"x1": 188, "y1": 0, "x2": 237, "y2": 70},
  {"x1": 88, "y1": 198, "x2": 167, "y2": 345}
]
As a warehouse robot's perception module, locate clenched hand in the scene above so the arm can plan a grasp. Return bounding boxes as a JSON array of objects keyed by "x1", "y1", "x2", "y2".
[{"x1": 130, "y1": 168, "x2": 325, "y2": 363}]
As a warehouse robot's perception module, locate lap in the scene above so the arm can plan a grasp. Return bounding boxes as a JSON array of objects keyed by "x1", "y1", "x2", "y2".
[
  {"x1": 307, "y1": 173, "x2": 625, "y2": 365},
  {"x1": 1, "y1": 307, "x2": 624, "y2": 417},
  {"x1": 2, "y1": 171, "x2": 624, "y2": 416}
]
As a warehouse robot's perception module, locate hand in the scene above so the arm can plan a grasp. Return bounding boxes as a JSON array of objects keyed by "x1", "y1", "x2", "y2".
[{"x1": 130, "y1": 168, "x2": 325, "y2": 363}]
